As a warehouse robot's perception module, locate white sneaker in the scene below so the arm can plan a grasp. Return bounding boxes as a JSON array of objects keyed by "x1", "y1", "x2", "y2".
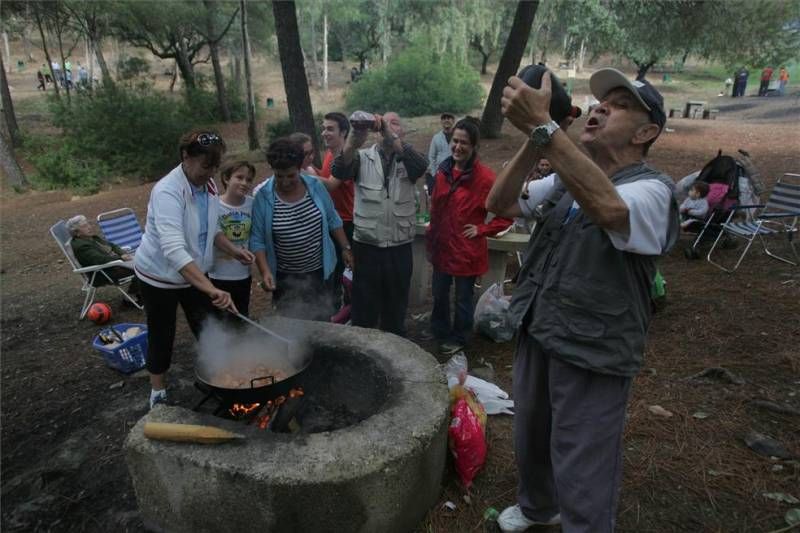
[{"x1": 497, "y1": 504, "x2": 560, "y2": 532}]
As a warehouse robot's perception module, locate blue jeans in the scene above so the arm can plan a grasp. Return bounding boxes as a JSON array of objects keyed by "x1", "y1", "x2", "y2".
[{"x1": 431, "y1": 270, "x2": 476, "y2": 345}]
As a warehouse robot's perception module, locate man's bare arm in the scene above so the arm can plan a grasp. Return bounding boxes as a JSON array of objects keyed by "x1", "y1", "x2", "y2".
[
  {"x1": 486, "y1": 141, "x2": 541, "y2": 217},
  {"x1": 501, "y1": 73, "x2": 630, "y2": 233}
]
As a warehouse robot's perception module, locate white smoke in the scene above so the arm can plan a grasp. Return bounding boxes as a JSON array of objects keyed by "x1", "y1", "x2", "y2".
[{"x1": 195, "y1": 317, "x2": 309, "y2": 389}]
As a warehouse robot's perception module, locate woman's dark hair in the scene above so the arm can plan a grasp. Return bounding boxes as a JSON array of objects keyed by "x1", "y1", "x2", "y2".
[
  {"x1": 220, "y1": 160, "x2": 256, "y2": 189},
  {"x1": 453, "y1": 116, "x2": 481, "y2": 148},
  {"x1": 324, "y1": 112, "x2": 350, "y2": 138},
  {"x1": 266, "y1": 138, "x2": 305, "y2": 171},
  {"x1": 288, "y1": 132, "x2": 312, "y2": 146},
  {"x1": 178, "y1": 128, "x2": 226, "y2": 168}
]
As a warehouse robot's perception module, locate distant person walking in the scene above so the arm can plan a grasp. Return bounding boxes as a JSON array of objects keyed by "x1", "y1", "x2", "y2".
[
  {"x1": 778, "y1": 66, "x2": 790, "y2": 95},
  {"x1": 78, "y1": 62, "x2": 89, "y2": 88},
  {"x1": 36, "y1": 69, "x2": 46, "y2": 91},
  {"x1": 51, "y1": 61, "x2": 62, "y2": 86},
  {"x1": 758, "y1": 66, "x2": 773, "y2": 96},
  {"x1": 733, "y1": 67, "x2": 749, "y2": 97}
]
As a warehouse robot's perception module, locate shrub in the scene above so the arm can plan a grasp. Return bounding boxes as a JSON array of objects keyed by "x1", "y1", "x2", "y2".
[
  {"x1": 264, "y1": 113, "x2": 324, "y2": 145},
  {"x1": 26, "y1": 134, "x2": 109, "y2": 194},
  {"x1": 117, "y1": 56, "x2": 151, "y2": 82},
  {"x1": 346, "y1": 46, "x2": 484, "y2": 117},
  {"x1": 184, "y1": 82, "x2": 249, "y2": 124},
  {"x1": 49, "y1": 85, "x2": 193, "y2": 181}
]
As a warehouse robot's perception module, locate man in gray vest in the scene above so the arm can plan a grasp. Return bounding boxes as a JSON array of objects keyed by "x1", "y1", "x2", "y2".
[
  {"x1": 487, "y1": 68, "x2": 679, "y2": 532},
  {"x1": 332, "y1": 112, "x2": 428, "y2": 336}
]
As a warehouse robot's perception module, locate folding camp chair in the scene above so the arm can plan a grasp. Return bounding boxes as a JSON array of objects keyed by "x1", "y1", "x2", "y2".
[
  {"x1": 50, "y1": 220, "x2": 143, "y2": 318},
  {"x1": 708, "y1": 173, "x2": 800, "y2": 272},
  {"x1": 97, "y1": 208, "x2": 143, "y2": 252}
]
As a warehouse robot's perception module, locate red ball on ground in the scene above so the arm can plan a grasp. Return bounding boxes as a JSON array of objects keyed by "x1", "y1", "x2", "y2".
[{"x1": 87, "y1": 302, "x2": 112, "y2": 324}]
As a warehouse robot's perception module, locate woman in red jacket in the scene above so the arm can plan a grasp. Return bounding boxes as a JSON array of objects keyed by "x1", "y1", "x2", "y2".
[{"x1": 427, "y1": 117, "x2": 512, "y2": 353}]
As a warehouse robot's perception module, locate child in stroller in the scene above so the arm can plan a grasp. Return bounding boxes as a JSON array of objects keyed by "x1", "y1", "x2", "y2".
[
  {"x1": 680, "y1": 181, "x2": 710, "y2": 229},
  {"x1": 678, "y1": 149, "x2": 763, "y2": 259}
]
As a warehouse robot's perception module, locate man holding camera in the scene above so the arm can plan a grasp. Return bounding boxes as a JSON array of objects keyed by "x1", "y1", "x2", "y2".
[
  {"x1": 331, "y1": 112, "x2": 428, "y2": 336},
  {"x1": 487, "y1": 68, "x2": 679, "y2": 532}
]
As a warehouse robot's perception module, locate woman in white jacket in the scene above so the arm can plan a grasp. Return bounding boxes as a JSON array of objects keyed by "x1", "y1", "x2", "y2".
[{"x1": 134, "y1": 129, "x2": 254, "y2": 409}]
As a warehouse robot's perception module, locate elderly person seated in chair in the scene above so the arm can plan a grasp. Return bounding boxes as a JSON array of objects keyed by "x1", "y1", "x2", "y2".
[{"x1": 67, "y1": 215, "x2": 139, "y2": 298}]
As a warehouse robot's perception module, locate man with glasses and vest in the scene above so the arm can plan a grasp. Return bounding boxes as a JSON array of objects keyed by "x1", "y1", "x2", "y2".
[
  {"x1": 487, "y1": 68, "x2": 679, "y2": 532},
  {"x1": 331, "y1": 112, "x2": 428, "y2": 336}
]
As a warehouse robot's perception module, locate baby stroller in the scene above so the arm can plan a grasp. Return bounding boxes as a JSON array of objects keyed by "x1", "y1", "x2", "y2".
[{"x1": 679, "y1": 151, "x2": 758, "y2": 259}]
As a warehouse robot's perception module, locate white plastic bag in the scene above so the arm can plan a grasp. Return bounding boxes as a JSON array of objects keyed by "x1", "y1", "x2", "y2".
[
  {"x1": 441, "y1": 354, "x2": 514, "y2": 415},
  {"x1": 464, "y1": 375, "x2": 514, "y2": 415},
  {"x1": 474, "y1": 283, "x2": 514, "y2": 343},
  {"x1": 443, "y1": 352, "x2": 468, "y2": 389}
]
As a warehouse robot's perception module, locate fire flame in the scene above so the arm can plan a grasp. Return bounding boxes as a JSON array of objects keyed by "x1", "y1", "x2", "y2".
[
  {"x1": 229, "y1": 388, "x2": 305, "y2": 429},
  {"x1": 229, "y1": 402, "x2": 260, "y2": 418}
]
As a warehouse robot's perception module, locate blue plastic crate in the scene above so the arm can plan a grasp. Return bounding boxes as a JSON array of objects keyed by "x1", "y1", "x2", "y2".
[{"x1": 92, "y1": 323, "x2": 148, "y2": 374}]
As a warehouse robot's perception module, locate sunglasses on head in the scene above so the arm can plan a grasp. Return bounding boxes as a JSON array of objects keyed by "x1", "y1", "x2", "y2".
[{"x1": 194, "y1": 132, "x2": 222, "y2": 146}]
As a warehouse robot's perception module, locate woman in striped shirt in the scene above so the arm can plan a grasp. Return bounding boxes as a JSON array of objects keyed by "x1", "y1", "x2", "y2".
[{"x1": 250, "y1": 138, "x2": 354, "y2": 320}]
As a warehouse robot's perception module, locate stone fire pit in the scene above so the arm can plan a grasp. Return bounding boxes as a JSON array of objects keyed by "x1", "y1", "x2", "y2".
[{"x1": 125, "y1": 318, "x2": 449, "y2": 533}]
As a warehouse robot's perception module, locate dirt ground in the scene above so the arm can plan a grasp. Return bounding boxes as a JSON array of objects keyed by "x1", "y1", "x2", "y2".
[{"x1": 2, "y1": 60, "x2": 800, "y2": 532}]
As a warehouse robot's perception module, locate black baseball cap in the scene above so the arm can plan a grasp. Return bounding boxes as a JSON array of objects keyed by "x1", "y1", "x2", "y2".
[
  {"x1": 517, "y1": 64, "x2": 573, "y2": 124},
  {"x1": 590, "y1": 68, "x2": 666, "y2": 131}
]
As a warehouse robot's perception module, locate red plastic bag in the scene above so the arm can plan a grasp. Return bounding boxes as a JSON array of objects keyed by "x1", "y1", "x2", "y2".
[{"x1": 448, "y1": 381, "x2": 487, "y2": 488}]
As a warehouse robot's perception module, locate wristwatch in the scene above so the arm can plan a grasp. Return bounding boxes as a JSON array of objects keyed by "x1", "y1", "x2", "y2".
[
  {"x1": 344, "y1": 244, "x2": 352, "y2": 251},
  {"x1": 529, "y1": 120, "x2": 560, "y2": 147}
]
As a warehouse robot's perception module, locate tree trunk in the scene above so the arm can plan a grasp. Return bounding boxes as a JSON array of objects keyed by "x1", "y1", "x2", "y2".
[
  {"x1": 309, "y1": 9, "x2": 321, "y2": 88},
  {"x1": 209, "y1": 42, "x2": 230, "y2": 120},
  {"x1": 480, "y1": 0, "x2": 540, "y2": 139},
  {"x1": 113, "y1": 38, "x2": 121, "y2": 78},
  {"x1": 234, "y1": 55, "x2": 242, "y2": 91},
  {"x1": 322, "y1": 12, "x2": 328, "y2": 93},
  {"x1": 23, "y1": 6, "x2": 34, "y2": 61},
  {"x1": 169, "y1": 60, "x2": 178, "y2": 92},
  {"x1": 175, "y1": 44, "x2": 197, "y2": 91},
  {"x1": 34, "y1": 11, "x2": 60, "y2": 99},
  {"x1": 84, "y1": 37, "x2": 91, "y2": 75},
  {"x1": 2, "y1": 31, "x2": 10, "y2": 73},
  {"x1": 577, "y1": 38, "x2": 586, "y2": 73},
  {"x1": 241, "y1": 0, "x2": 259, "y2": 151},
  {"x1": 94, "y1": 38, "x2": 112, "y2": 86},
  {"x1": 679, "y1": 50, "x2": 689, "y2": 71},
  {"x1": 204, "y1": 0, "x2": 231, "y2": 122},
  {"x1": 272, "y1": 0, "x2": 319, "y2": 166},
  {"x1": 0, "y1": 125, "x2": 28, "y2": 190},
  {"x1": 636, "y1": 61, "x2": 654, "y2": 81},
  {"x1": 54, "y1": 25, "x2": 71, "y2": 104},
  {"x1": 380, "y1": 0, "x2": 390, "y2": 65},
  {"x1": 538, "y1": 24, "x2": 549, "y2": 65},
  {"x1": 0, "y1": 54, "x2": 21, "y2": 147}
]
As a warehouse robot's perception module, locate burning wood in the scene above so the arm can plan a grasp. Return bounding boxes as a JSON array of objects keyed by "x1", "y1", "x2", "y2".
[{"x1": 229, "y1": 402, "x2": 261, "y2": 418}]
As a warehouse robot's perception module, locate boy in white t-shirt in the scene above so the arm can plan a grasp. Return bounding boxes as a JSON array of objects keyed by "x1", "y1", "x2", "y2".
[{"x1": 210, "y1": 161, "x2": 256, "y2": 315}]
